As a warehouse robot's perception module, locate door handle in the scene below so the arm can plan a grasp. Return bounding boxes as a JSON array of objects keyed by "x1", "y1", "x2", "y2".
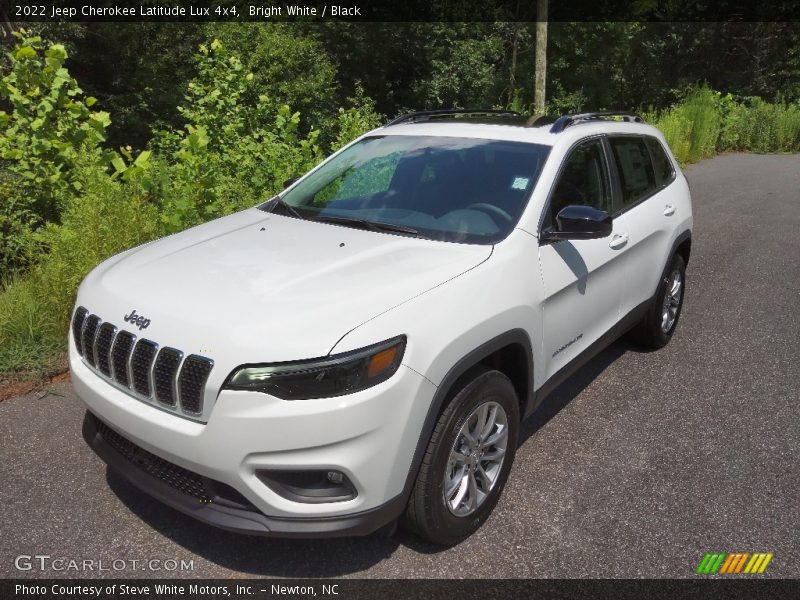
[
  {"x1": 609, "y1": 233, "x2": 628, "y2": 249},
  {"x1": 664, "y1": 204, "x2": 676, "y2": 216}
]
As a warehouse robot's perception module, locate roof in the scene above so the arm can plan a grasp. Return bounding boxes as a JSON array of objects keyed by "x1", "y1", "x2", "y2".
[{"x1": 375, "y1": 118, "x2": 665, "y2": 147}]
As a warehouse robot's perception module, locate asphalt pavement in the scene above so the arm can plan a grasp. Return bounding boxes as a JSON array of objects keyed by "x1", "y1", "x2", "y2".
[{"x1": 1, "y1": 153, "x2": 798, "y2": 579}]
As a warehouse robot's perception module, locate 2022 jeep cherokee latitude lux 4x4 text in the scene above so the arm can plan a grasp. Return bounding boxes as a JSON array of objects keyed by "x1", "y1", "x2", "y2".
[{"x1": 73, "y1": 110, "x2": 692, "y2": 545}]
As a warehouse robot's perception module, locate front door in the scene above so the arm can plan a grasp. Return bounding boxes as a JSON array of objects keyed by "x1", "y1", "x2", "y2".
[{"x1": 538, "y1": 137, "x2": 631, "y2": 380}]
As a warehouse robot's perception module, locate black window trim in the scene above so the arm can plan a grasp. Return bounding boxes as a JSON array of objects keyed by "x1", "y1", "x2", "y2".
[
  {"x1": 644, "y1": 135, "x2": 677, "y2": 187},
  {"x1": 537, "y1": 134, "x2": 615, "y2": 245},
  {"x1": 606, "y1": 134, "x2": 677, "y2": 219}
]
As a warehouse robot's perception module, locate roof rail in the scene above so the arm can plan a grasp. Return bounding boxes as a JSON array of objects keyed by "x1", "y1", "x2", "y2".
[
  {"x1": 549, "y1": 111, "x2": 644, "y2": 133},
  {"x1": 386, "y1": 109, "x2": 522, "y2": 126}
]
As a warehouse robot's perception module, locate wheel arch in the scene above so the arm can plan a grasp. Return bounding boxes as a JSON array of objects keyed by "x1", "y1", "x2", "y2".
[
  {"x1": 399, "y1": 329, "x2": 533, "y2": 504},
  {"x1": 675, "y1": 232, "x2": 692, "y2": 267}
]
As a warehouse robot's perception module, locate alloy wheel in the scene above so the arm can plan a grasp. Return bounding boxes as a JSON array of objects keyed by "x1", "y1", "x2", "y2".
[
  {"x1": 443, "y1": 401, "x2": 509, "y2": 517},
  {"x1": 661, "y1": 268, "x2": 682, "y2": 333}
]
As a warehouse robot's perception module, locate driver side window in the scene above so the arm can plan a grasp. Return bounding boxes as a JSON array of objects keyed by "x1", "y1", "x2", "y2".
[{"x1": 549, "y1": 139, "x2": 612, "y2": 224}]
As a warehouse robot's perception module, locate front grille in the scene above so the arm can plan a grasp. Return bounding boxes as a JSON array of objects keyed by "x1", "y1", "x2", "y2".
[
  {"x1": 92, "y1": 414, "x2": 256, "y2": 510},
  {"x1": 71, "y1": 308, "x2": 214, "y2": 420}
]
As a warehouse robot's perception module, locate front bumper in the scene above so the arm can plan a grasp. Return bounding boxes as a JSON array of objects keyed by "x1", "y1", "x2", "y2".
[
  {"x1": 82, "y1": 412, "x2": 406, "y2": 537},
  {"x1": 71, "y1": 340, "x2": 437, "y2": 536}
]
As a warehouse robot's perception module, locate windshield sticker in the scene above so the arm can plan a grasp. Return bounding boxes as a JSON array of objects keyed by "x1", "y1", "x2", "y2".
[{"x1": 511, "y1": 177, "x2": 529, "y2": 190}]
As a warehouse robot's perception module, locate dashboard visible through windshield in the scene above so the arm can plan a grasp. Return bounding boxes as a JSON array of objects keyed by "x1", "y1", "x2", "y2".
[{"x1": 265, "y1": 135, "x2": 551, "y2": 244}]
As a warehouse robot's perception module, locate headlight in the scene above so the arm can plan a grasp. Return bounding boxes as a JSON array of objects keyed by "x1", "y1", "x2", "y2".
[{"x1": 223, "y1": 336, "x2": 406, "y2": 400}]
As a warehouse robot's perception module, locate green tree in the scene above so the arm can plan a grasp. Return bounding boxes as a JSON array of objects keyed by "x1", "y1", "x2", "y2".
[
  {"x1": 208, "y1": 24, "x2": 339, "y2": 140},
  {"x1": 150, "y1": 39, "x2": 325, "y2": 232}
]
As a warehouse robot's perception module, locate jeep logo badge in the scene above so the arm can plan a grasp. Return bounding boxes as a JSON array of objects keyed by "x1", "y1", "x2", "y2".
[{"x1": 124, "y1": 309, "x2": 151, "y2": 330}]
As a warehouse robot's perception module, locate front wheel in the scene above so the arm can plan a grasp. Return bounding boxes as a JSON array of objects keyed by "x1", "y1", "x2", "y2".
[
  {"x1": 630, "y1": 253, "x2": 686, "y2": 349},
  {"x1": 403, "y1": 369, "x2": 520, "y2": 545}
]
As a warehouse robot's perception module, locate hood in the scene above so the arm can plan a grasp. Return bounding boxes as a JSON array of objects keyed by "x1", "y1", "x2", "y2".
[{"x1": 78, "y1": 208, "x2": 492, "y2": 366}]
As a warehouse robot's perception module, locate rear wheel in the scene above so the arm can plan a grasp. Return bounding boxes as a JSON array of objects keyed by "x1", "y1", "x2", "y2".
[
  {"x1": 630, "y1": 253, "x2": 686, "y2": 349},
  {"x1": 403, "y1": 369, "x2": 519, "y2": 545}
]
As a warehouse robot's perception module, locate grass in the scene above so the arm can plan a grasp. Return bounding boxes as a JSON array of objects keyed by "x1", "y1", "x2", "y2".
[{"x1": 0, "y1": 275, "x2": 66, "y2": 378}]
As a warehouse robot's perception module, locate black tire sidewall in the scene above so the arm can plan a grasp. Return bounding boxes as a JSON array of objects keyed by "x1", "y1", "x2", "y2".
[{"x1": 652, "y1": 253, "x2": 687, "y2": 346}]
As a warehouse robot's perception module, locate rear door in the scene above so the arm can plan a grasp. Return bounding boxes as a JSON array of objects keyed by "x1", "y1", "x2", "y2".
[
  {"x1": 538, "y1": 137, "x2": 631, "y2": 381},
  {"x1": 606, "y1": 136, "x2": 678, "y2": 315}
]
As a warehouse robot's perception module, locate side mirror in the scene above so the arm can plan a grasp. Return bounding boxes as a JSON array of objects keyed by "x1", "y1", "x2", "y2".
[
  {"x1": 544, "y1": 205, "x2": 612, "y2": 241},
  {"x1": 283, "y1": 176, "x2": 300, "y2": 189}
]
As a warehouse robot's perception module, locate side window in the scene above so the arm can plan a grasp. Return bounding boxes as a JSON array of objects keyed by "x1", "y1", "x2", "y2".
[
  {"x1": 609, "y1": 137, "x2": 657, "y2": 208},
  {"x1": 549, "y1": 139, "x2": 612, "y2": 223},
  {"x1": 645, "y1": 137, "x2": 675, "y2": 186}
]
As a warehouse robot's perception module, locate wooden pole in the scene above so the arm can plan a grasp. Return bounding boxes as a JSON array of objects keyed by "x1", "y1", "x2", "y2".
[{"x1": 534, "y1": 0, "x2": 548, "y2": 114}]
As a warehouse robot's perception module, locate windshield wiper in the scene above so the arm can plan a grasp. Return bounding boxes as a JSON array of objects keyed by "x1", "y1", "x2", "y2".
[
  {"x1": 268, "y1": 196, "x2": 306, "y2": 220},
  {"x1": 313, "y1": 215, "x2": 421, "y2": 237}
]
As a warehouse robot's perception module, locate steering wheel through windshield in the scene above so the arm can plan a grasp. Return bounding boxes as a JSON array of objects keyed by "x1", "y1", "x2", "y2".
[{"x1": 465, "y1": 203, "x2": 513, "y2": 225}]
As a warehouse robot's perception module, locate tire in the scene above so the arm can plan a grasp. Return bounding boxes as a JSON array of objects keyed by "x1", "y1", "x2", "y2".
[
  {"x1": 403, "y1": 368, "x2": 520, "y2": 546},
  {"x1": 629, "y1": 253, "x2": 686, "y2": 349}
]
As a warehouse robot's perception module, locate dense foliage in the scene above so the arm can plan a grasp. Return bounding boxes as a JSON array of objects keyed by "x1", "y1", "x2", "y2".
[
  {"x1": 0, "y1": 32, "x2": 380, "y2": 375},
  {"x1": 0, "y1": 22, "x2": 798, "y2": 377}
]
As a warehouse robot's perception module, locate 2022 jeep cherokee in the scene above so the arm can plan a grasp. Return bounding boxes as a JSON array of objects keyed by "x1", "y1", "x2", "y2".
[{"x1": 73, "y1": 110, "x2": 692, "y2": 545}]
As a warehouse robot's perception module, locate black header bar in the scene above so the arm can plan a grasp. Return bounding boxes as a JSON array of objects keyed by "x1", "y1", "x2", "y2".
[{"x1": 4, "y1": 0, "x2": 800, "y2": 23}]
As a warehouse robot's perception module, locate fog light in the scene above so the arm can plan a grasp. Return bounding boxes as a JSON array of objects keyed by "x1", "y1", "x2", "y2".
[{"x1": 257, "y1": 469, "x2": 356, "y2": 504}]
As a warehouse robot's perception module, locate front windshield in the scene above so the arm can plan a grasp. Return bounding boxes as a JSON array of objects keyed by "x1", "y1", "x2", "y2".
[{"x1": 272, "y1": 135, "x2": 550, "y2": 244}]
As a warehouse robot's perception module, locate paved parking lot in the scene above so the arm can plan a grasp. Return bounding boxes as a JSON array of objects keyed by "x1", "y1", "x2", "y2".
[{"x1": 1, "y1": 153, "x2": 798, "y2": 578}]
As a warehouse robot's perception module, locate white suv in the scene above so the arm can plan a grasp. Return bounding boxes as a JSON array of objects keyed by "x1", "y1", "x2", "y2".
[{"x1": 72, "y1": 110, "x2": 692, "y2": 545}]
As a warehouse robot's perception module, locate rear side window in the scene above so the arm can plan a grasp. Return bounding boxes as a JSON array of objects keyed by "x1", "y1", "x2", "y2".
[
  {"x1": 645, "y1": 137, "x2": 675, "y2": 185},
  {"x1": 609, "y1": 137, "x2": 657, "y2": 208}
]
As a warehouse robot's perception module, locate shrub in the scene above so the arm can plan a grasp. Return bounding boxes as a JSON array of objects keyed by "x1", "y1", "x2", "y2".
[
  {"x1": 652, "y1": 86, "x2": 722, "y2": 163},
  {"x1": 149, "y1": 39, "x2": 325, "y2": 233},
  {"x1": 0, "y1": 32, "x2": 111, "y2": 273},
  {"x1": 330, "y1": 85, "x2": 383, "y2": 152},
  {"x1": 652, "y1": 86, "x2": 800, "y2": 162},
  {"x1": 0, "y1": 165, "x2": 161, "y2": 374},
  {"x1": 719, "y1": 97, "x2": 800, "y2": 153}
]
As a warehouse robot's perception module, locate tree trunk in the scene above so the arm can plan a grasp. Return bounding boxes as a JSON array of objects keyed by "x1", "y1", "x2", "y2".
[
  {"x1": 509, "y1": 25, "x2": 519, "y2": 103},
  {"x1": 508, "y1": 0, "x2": 521, "y2": 105},
  {"x1": 534, "y1": 0, "x2": 548, "y2": 114},
  {"x1": 0, "y1": 7, "x2": 15, "y2": 42}
]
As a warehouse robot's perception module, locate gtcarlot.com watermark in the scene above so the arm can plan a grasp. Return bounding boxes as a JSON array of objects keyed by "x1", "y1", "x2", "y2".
[{"x1": 14, "y1": 554, "x2": 194, "y2": 573}]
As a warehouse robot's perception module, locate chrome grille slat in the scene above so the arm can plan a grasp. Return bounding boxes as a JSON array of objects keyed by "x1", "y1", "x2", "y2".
[
  {"x1": 81, "y1": 315, "x2": 102, "y2": 367},
  {"x1": 153, "y1": 348, "x2": 183, "y2": 406},
  {"x1": 178, "y1": 356, "x2": 214, "y2": 414},
  {"x1": 111, "y1": 331, "x2": 136, "y2": 388},
  {"x1": 72, "y1": 307, "x2": 89, "y2": 355},
  {"x1": 95, "y1": 323, "x2": 117, "y2": 377},
  {"x1": 131, "y1": 340, "x2": 158, "y2": 397},
  {"x1": 74, "y1": 307, "x2": 213, "y2": 422}
]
